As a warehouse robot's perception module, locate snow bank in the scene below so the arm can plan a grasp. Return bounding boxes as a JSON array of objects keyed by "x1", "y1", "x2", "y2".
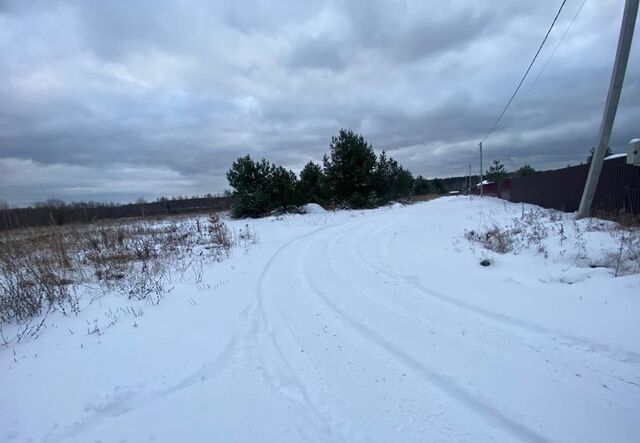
[{"x1": 301, "y1": 203, "x2": 327, "y2": 214}]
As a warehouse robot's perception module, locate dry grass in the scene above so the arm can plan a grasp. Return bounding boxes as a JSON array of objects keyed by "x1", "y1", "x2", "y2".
[
  {"x1": 0, "y1": 212, "x2": 235, "y2": 346},
  {"x1": 465, "y1": 207, "x2": 640, "y2": 276},
  {"x1": 465, "y1": 225, "x2": 516, "y2": 254},
  {"x1": 407, "y1": 194, "x2": 442, "y2": 203},
  {"x1": 592, "y1": 210, "x2": 640, "y2": 228},
  {"x1": 465, "y1": 208, "x2": 551, "y2": 256}
]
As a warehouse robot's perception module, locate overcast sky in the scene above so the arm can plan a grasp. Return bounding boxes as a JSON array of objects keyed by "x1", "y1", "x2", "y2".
[{"x1": 0, "y1": 0, "x2": 638, "y2": 206}]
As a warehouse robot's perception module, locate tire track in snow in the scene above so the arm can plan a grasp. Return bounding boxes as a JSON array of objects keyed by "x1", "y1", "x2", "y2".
[
  {"x1": 243, "y1": 297, "x2": 340, "y2": 441},
  {"x1": 248, "y1": 218, "x2": 384, "y2": 442},
  {"x1": 287, "y1": 207, "x2": 639, "y2": 441},
  {"x1": 328, "y1": 213, "x2": 640, "y2": 412},
  {"x1": 43, "y1": 336, "x2": 241, "y2": 443},
  {"x1": 42, "y1": 218, "x2": 359, "y2": 443},
  {"x1": 292, "y1": 218, "x2": 550, "y2": 443},
  {"x1": 353, "y1": 207, "x2": 640, "y2": 367},
  {"x1": 256, "y1": 216, "x2": 516, "y2": 441}
]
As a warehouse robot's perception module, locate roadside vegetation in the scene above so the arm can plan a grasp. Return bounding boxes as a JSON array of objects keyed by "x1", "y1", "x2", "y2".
[
  {"x1": 465, "y1": 206, "x2": 640, "y2": 276},
  {"x1": 0, "y1": 213, "x2": 256, "y2": 347}
]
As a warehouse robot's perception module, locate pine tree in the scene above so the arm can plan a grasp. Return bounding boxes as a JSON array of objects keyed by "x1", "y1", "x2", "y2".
[
  {"x1": 485, "y1": 160, "x2": 508, "y2": 181},
  {"x1": 323, "y1": 129, "x2": 377, "y2": 208},
  {"x1": 374, "y1": 152, "x2": 412, "y2": 201},
  {"x1": 430, "y1": 178, "x2": 446, "y2": 194},
  {"x1": 513, "y1": 164, "x2": 536, "y2": 177},
  {"x1": 299, "y1": 161, "x2": 329, "y2": 204},
  {"x1": 226, "y1": 155, "x2": 299, "y2": 217},
  {"x1": 412, "y1": 175, "x2": 431, "y2": 195}
]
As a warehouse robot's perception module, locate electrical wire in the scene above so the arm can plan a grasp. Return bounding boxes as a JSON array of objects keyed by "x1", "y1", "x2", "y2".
[
  {"x1": 482, "y1": 0, "x2": 568, "y2": 143},
  {"x1": 493, "y1": 0, "x2": 587, "y2": 140}
]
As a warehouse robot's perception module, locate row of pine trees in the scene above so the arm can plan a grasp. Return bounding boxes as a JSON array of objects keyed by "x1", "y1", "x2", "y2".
[{"x1": 226, "y1": 129, "x2": 444, "y2": 218}]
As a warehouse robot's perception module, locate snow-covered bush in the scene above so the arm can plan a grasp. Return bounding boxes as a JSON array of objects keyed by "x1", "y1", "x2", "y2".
[
  {"x1": 465, "y1": 225, "x2": 515, "y2": 254},
  {"x1": 596, "y1": 224, "x2": 640, "y2": 276},
  {"x1": 465, "y1": 208, "x2": 550, "y2": 255},
  {"x1": 208, "y1": 214, "x2": 232, "y2": 253},
  {"x1": 236, "y1": 223, "x2": 259, "y2": 252},
  {"x1": 465, "y1": 207, "x2": 640, "y2": 276}
]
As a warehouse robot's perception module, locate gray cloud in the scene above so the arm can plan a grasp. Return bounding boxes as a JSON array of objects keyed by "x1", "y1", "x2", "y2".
[
  {"x1": 287, "y1": 36, "x2": 348, "y2": 71},
  {"x1": 0, "y1": 0, "x2": 639, "y2": 206}
]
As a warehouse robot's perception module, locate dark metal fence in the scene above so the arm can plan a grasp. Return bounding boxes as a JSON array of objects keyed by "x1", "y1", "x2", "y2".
[
  {"x1": 509, "y1": 157, "x2": 640, "y2": 215},
  {"x1": 0, "y1": 196, "x2": 236, "y2": 231}
]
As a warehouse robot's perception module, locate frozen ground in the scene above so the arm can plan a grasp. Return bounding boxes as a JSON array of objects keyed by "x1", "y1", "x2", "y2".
[{"x1": 2, "y1": 197, "x2": 639, "y2": 442}]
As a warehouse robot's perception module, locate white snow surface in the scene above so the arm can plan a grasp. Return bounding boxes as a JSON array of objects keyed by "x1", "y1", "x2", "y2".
[
  {"x1": 604, "y1": 153, "x2": 627, "y2": 160},
  {"x1": 302, "y1": 203, "x2": 327, "y2": 214},
  {"x1": 2, "y1": 197, "x2": 640, "y2": 443}
]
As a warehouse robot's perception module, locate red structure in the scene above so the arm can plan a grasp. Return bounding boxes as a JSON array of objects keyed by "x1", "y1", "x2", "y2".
[
  {"x1": 509, "y1": 156, "x2": 639, "y2": 214},
  {"x1": 471, "y1": 179, "x2": 511, "y2": 199}
]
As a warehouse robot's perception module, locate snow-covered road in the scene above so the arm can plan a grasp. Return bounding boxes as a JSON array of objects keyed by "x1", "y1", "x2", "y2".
[{"x1": 3, "y1": 197, "x2": 640, "y2": 442}]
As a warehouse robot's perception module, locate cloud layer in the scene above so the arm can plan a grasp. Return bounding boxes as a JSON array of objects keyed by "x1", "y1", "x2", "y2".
[{"x1": 1, "y1": 0, "x2": 639, "y2": 205}]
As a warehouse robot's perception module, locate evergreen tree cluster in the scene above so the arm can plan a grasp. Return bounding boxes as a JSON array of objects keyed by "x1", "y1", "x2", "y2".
[
  {"x1": 226, "y1": 129, "x2": 442, "y2": 218},
  {"x1": 226, "y1": 156, "x2": 301, "y2": 218},
  {"x1": 485, "y1": 160, "x2": 509, "y2": 181},
  {"x1": 484, "y1": 160, "x2": 537, "y2": 181},
  {"x1": 482, "y1": 145, "x2": 611, "y2": 183}
]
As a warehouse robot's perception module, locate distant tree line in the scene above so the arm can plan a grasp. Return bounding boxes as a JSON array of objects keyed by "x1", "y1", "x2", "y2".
[
  {"x1": 226, "y1": 129, "x2": 446, "y2": 218},
  {"x1": 436, "y1": 148, "x2": 620, "y2": 194},
  {"x1": 481, "y1": 144, "x2": 613, "y2": 184},
  {"x1": 430, "y1": 161, "x2": 538, "y2": 194},
  {"x1": 483, "y1": 160, "x2": 537, "y2": 181},
  {"x1": 0, "y1": 194, "x2": 234, "y2": 231}
]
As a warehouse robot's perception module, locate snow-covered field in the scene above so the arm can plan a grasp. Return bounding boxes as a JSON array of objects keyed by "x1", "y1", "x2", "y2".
[{"x1": 2, "y1": 197, "x2": 639, "y2": 443}]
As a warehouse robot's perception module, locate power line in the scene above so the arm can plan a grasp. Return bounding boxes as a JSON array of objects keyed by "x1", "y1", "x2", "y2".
[
  {"x1": 482, "y1": 0, "x2": 568, "y2": 143},
  {"x1": 520, "y1": 0, "x2": 587, "y2": 105},
  {"x1": 492, "y1": 0, "x2": 587, "y2": 141}
]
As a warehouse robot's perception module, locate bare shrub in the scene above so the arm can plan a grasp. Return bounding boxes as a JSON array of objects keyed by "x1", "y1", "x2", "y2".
[
  {"x1": 466, "y1": 208, "x2": 552, "y2": 255},
  {"x1": 207, "y1": 214, "x2": 232, "y2": 256},
  {"x1": 609, "y1": 228, "x2": 640, "y2": 276},
  {"x1": 466, "y1": 207, "x2": 640, "y2": 276},
  {"x1": 120, "y1": 261, "x2": 168, "y2": 304},
  {"x1": 0, "y1": 229, "x2": 79, "y2": 324},
  {"x1": 593, "y1": 210, "x2": 640, "y2": 228},
  {"x1": 465, "y1": 208, "x2": 553, "y2": 255},
  {"x1": 516, "y1": 209, "x2": 549, "y2": 246},
  {"x1": 0, "y1": 211, "x2": 239, "y2": 347},
  {"x1": 465, "y1": 226, "x2": 515, "y2": 254},
  {"x1": 236, "y1": 223, "x2": 259, "y2": 252}
]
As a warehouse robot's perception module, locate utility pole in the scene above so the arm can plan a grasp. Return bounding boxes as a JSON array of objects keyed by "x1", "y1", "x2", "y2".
[
  {"x1": 577, "y1": 0, "x2": 638, "y2": 218},
  {"x1": 468, "y1": 164, "x2": 472, "y2": 197},
  {"x1": 479, "y1": 141, "x2": 484, "y2": 197}
]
